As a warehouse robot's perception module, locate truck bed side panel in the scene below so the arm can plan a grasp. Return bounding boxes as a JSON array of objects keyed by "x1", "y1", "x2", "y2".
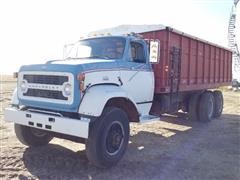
[{"x1": 141, "y1": 28, "x2": 232, "y2": 94}]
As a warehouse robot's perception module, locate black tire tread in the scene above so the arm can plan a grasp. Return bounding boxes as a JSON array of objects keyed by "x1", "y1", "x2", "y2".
[
  {"x1": 86, "y1": 106, "x2": 129, "y2": 168},
  {"x1": 198, "y1": 91, "x2": 214, "y2": 122},
  {"x1": 188, "y1": 93, "x2": 200, "y2": 121},
  {"x1": 14, "y1": 124, "x2": 53, "y2": 146},
  {"x1": 213, "y1": 90, "x2": 223, "y2": 118}
]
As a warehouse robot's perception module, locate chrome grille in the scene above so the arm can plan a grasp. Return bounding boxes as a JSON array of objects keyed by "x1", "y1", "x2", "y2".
[
  {"x1": 23, "y1": 89, "x2": 67, "y2": 100},
  {"x1": 18, "y1": 71, "x2": 74, "y2": 104},
  {"x1": 23, "y1": 74, "x2": 68, "y2": 85}
]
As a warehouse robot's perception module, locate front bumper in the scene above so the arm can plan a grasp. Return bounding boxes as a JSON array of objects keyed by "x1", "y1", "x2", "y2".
[{"x1": 4, "y1": 107, "x2": 89, "y2": 138}]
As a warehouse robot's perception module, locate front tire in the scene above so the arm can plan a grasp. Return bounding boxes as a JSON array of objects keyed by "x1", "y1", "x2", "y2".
[
  {"x1": 14, "y1": 124, "x2": 53, "y2": 146},
  {"x1": 86, "y1": 107, "x2": 129, "y2": 168}
]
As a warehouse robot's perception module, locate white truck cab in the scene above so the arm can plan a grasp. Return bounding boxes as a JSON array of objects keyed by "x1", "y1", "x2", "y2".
[
  {"x1": 4, "y1": 25, "x2": 227, "y2": 167},
  {"x1": 4, "y1": 34, "x2": 160, "y2": 168}
]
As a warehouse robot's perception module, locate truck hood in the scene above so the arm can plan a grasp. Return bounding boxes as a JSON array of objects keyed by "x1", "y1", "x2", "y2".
[
  {"x1": 19, "y1": 58, "x2": 117, "y2": 74},
  {"x1": 49, "y1": 58, "x2": 113, "y2": 65},
  {"x1": 18, "y1": 58, "x2": 119, "y2": 113}
]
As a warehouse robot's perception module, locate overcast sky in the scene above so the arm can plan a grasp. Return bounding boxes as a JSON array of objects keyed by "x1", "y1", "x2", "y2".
[{"x1": 0, "y1": 0, "x2": 237, "y2": 74}]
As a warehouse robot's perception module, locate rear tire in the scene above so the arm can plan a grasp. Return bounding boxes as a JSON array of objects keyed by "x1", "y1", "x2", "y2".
[
  {"x1": 86, "y1": 107, "x2": 129, "y2": 168},
  {"x1": 188, "y1": 93, "x2": 200, "y2": 121},
  {"x1": 14, "y1": 124, "x2": 53, "y2": 146},
  {"x1": 198, "y1": 91, "x2": 214, "y2": 122},
  {"x1": 212, "y1": 90, "x2": 223, "y2": 118}
]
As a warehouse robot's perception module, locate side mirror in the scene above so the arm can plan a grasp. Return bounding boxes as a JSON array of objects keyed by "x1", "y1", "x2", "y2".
[{"x1": 149, "y1": 40, "x2": 160, "y2": 63}]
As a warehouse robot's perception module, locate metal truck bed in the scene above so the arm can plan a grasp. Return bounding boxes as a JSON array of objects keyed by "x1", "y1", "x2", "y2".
[{"x1": 141, "y1": 27, "x2": 232, "y2": 93}]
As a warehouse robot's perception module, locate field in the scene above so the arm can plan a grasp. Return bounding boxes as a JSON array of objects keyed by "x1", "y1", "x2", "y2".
[{"x1": 0, "y1": 76, "x2": 240, "y2": 180}]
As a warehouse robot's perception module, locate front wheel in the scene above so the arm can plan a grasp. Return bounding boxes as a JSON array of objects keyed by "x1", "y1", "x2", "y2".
[
  {"x1": 86, "y1": 107, "x2": 130, "y2": 168},
  {"x1": 14, "y1": 124, "x2": 53, "y2": 146}
]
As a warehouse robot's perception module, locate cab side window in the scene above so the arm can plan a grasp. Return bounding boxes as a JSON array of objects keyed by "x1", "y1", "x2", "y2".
[{"x1": 130, "y1": 42, "x2": 146, "y2": 63}]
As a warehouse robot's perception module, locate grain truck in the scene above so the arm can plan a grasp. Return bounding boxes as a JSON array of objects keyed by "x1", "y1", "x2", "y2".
[{"x1": 4, "y1": 25, "x2": 232, "y2": 168}]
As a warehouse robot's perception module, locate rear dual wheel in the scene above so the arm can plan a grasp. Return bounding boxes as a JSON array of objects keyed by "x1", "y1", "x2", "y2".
[
  {"x1": 188, "y1": 90, "x2": 223, "y2": 122},
  {"x1": 188, "y1": 93, "x2": 200, "y2": 121},
  {"x1": 212, "y1": 90, "x2": 223, "y2": 118},
  {"x1": 198, "y1": 91, "x2": 214, "y2": 122}
]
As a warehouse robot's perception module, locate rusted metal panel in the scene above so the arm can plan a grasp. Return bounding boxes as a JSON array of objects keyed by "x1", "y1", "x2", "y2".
[{"x1": 140, "y1": 28, "x2": 232, "y2": 94}]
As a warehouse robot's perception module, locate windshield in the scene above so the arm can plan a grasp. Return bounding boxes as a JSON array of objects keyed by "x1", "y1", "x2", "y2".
[{"x1": 65, "y1": 37, "x2": 126, "y2": 60}]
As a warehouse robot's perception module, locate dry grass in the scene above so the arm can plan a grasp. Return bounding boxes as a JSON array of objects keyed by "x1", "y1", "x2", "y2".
[
  {"x1": 0, "y1": 80, "x2": 239, "y2": 179},
  {"x1": 0, "y1": 75, "x2": 17, "y2": 82}
]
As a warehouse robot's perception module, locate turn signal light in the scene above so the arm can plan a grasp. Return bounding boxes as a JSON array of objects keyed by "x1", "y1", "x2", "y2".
[
  {"x1": 77, "y1": 73, "x2": 85, "y2": 92},
  {"x1": 80, "y1": 82, "x2": 85, "y2": 92},
  {"x1": 77, "y1": 73, "x2": 85, "y2": 81}
]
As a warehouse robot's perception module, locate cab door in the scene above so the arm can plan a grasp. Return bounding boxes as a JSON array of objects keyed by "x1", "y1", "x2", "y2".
[{"x1": 119, "y1": 40, "x2": 154, "y2": 116}]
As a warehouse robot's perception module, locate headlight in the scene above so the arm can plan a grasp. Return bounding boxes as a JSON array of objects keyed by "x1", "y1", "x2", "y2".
[
  {"x1": 19, "y1": 80, "x2": 27, "y2": 93},
  {"x1": 63, "y1": 83, "x2": 72, "y2": 96}
]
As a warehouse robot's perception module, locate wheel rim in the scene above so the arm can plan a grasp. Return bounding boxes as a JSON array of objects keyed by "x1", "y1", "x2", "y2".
[
  {"x1": 31, "y1": 128, "x2": 47, "y2": 137},
  {"x1": 105, "y1": 121, "x2": 125, "y2": 156}
]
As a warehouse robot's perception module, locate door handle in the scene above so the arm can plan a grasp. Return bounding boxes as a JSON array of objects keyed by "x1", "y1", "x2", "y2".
[{"x1": 118, "y1": 76, "x2": 123, "y2": 86}]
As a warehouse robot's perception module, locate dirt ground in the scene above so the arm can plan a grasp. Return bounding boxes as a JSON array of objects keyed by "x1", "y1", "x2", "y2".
[{"x1": 0, "y1": 79, "x2": 240, "y2": 180}]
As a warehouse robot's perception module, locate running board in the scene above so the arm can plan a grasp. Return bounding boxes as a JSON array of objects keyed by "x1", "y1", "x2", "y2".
[{"x1": 139, "y1": 115, "x2": 160, "y2": 123}]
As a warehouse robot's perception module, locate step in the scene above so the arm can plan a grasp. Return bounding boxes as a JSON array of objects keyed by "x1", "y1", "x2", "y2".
[{"x1": 139, "y1": 115, "x2": 160, "y2": 123}]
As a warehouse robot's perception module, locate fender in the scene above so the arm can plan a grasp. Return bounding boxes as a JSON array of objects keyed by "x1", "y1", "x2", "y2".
[
  {"x1": 78, "y1": 85, "x2": 139, "y2": 117},
  {"x1": 11, "y1": 88, "x2": 19, "y2": 105}
]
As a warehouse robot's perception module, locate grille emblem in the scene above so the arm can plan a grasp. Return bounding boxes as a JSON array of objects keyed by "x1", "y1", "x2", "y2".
[{"x1": 27, "y1": 84, "x2": 61, "y2": 90}]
